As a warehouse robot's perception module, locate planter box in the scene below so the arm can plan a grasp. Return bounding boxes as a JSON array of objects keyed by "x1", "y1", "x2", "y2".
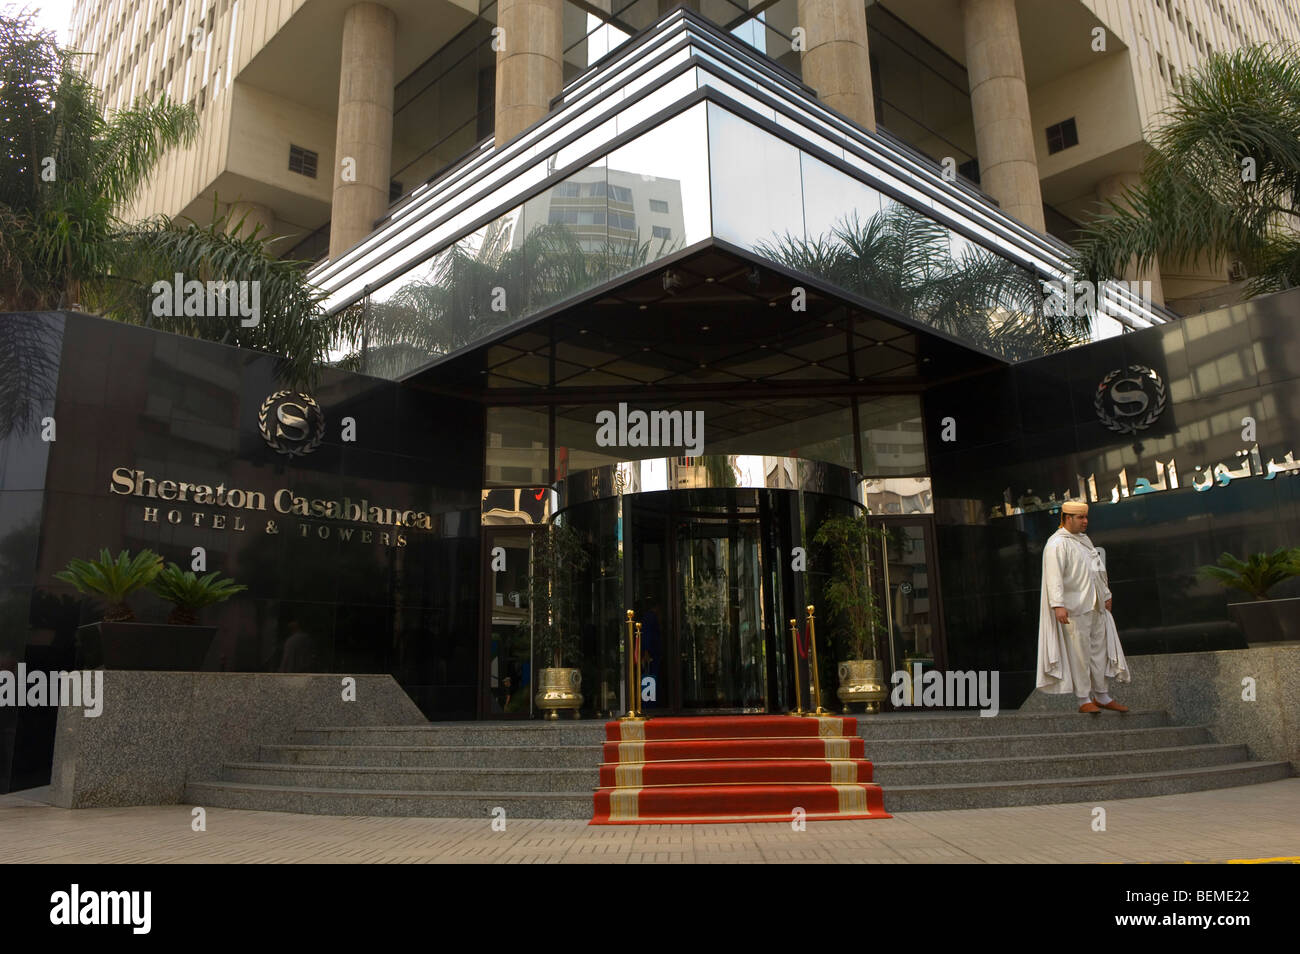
[
  {"x1": 1228, "y1": 598, "x2": 1300, "y2": 646},
  {"x1": 75, "y1": 622, "x2": 217, "y2": 671}
]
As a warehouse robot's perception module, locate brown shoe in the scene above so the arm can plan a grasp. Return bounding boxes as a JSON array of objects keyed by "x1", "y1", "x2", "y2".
[
  {"x1": 1094, "y1": 698, "x2": 1129, "y2": 712},
  {"x1": 1078, "y1": 701, "x2": 1101, "y2": 713}
]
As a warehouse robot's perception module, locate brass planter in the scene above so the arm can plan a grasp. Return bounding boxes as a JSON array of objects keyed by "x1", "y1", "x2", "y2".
[
  {"x1": 837, "y1": 659, "x2": 888, "y2": 714},
  {"x1": 535, "y1": 667, "x2": 583, "y2": 719}
]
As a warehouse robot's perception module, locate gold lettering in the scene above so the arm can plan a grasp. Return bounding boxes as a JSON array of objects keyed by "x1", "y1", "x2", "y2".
[
  {"x1": 246, "y1": 491, "x2": 266, "y2": 511},
  {"x1": 157, "y1": 480, "x2": 177, "y2": 501},
  {"x1": 401, "y1": 509, "x2": 416, "y2": 526},
  {"x1": 415, "y1": 513, "x2": 432, "y2": 530},
  {"x1": 299, "y1": 523, "x2": 310, "y2": 537},
  {"x1": 362, "y1": 530, "x2": 373, "y2": 543},
  {"x1": 212, "y1": 514, "x2": 226, "y2": 530},
  {"x1": 311, "y1": 499, "x2": 327, "y2": 517},
  {"x1": 273, "y1": 489, "x2": 294, "y2": 513},
  {"x1": 368, "y1": 506, "x2": 383, "y2": 523},
  {"x1": 110, "y1": 467, "x2": 134, "y2": 495},
  {"x1": 397, "y1": 533, "x2": 407, "y2": 548},
  {"x1": 167, "y1": 510, "x2": 182, "y2": 525},
  {"x1": 292, "y1": 495, "x2": 309, "y2": 516},
  {"x1": 227, "y1": 489, "x2": 246, "y2": 509},
  {"x1": 194, "y1": 484, "x2": 215, "y2": 505},
  {"x1": 192, "y1": 512, "x2": 207, "y2": 527},
  {"x1": 233, "y1": 516, "x2": 245, "y2": 531},
  {"x1": 143, "y1": 507, "x2": 159, "y2": 523},
  {"x1": 317, "y1": 525, "x2": 330, "y2": 539},
  {"x1": 176, "y1": 481, "x2": 191, "y2": 502}
]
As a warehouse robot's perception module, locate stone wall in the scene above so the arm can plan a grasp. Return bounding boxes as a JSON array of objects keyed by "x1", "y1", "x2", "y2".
[{"x1": 49, "y1": 672, "x2": 426, "y2": 808}]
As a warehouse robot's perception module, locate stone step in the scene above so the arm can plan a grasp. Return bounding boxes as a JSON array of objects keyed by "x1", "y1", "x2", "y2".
[
  {"x1": 856, "y1": 725, "x2": 1214, "y2": 761},
  {"x1": 184, "y1": 780, "x2": 593, "y2": 820},
  {"x1": 262, "y1": 743, "x2": 603, "y2": 769},
  {"x1": 880, "y1": 761, "x2": 1294, "y2": 812},
  {"x1": 293, "y1": 724, "x2": 608, "y2": 747},
  {"x1": 852, "y1": 710, "x2": 1169, "y2": 739},
  {"x1": 223, "y1": 762, "x2": 599, "y2": 792},
  {"x1": 872, "y1": 743, "x2": 1248, "y2": 785}
]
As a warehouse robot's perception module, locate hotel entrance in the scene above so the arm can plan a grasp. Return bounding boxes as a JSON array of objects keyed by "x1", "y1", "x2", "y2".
[{"x1": 550, "y1": 457, "x2": 897, "y2": 717}]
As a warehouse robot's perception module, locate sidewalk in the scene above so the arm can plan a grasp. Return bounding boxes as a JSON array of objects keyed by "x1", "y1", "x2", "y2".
[{"x1": 2, "y1": 779, "x2": 1297, "y2": 863}]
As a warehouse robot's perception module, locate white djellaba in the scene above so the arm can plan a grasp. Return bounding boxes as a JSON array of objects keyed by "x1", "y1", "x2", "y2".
[{"x1": 1036, "y1": 517, "x2": 1131, "y2": 694}]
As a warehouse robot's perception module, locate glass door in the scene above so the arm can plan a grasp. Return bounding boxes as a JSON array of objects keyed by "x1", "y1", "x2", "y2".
[
  {"x1": 674, "y1": 514, "x2": 767, "y2": 712},
  {"x1": 480, "y1": 528, "x2": 537, "y2": 718},
  {"x1": 872, "y1": 518, "x2": 945, "y2": 700}
]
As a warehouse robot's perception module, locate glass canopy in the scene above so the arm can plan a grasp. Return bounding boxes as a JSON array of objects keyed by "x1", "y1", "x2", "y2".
[{"x1": 311, "y1": 6, "x2": 1170, "y2": 381}]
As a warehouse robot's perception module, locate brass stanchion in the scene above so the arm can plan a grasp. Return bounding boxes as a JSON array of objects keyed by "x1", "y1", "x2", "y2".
[
  {"x1": 806, "y1": 604, "x2": 831, "y2": 717},
  {"x1": 621, "y1": 609, "x2": 642, "y2": 721},
  {"x1": 634, "y1": 621, "x2": 643, "y2": 718},
  {"x1": 788, "y1": 618, "x2": 807, "y2": 716}
]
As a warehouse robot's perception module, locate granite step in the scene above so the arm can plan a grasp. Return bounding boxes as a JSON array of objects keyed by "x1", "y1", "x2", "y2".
[
  {"x1": 292, "y1": 724, "x2": 608, "y2": 747},
  {"x1": 184, "y1": 780, "x2": 593, "y2": 819},
  {"x1": 880, "y1": 761, "x2": 1294, "y2": 812},
  {"x1": 223, "y1": 762, "x2": 599, "y2": 792},
  {"x1": 262, "y1": 743, "x2": 603, "y2": 769},
  {"x1": 857, "y1": 725, "x2": 1214, "y2": 761},
  {"x1": 852, "y1": 709, "x2": 1170, "y2": 739},
  {"x1": 871, "y1": 743, "x2": 1248, "y2": 785}
]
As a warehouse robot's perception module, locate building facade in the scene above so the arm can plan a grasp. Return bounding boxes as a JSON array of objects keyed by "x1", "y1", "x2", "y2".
[
  {"x1": 68, "y1": 0, "x2": 1300, "y2": 308},
  {"x1": 5, "y1": 6, "x2": 1300, "y2": 794}
]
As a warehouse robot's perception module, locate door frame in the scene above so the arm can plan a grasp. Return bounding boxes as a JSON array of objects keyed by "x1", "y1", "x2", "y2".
[{"x1": 477, "y1": 523, "x2": 543, "y2": 719}]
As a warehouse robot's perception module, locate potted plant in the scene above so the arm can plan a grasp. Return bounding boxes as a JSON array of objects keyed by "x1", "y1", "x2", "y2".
[
  {"x1": 1198, "y1": 547, "x2": 1300, "y2": 646},
  {"x1": 530, "y1": 521, "x2": 591, "y2": 719},
  {"x1": 813, "y1": 515, "x2": 890, "y2": 713},
  {"x1": 56, "y1": 549, "x2": 246, "y2": 670}
]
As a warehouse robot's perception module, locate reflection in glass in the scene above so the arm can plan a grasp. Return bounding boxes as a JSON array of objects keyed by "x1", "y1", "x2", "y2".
[
  {"x1": 485, "y1": 407, "x2": 551, "y2": 487},
  {"x1": 757, "y1": 199, "x2": 1092, "y2": 360}
]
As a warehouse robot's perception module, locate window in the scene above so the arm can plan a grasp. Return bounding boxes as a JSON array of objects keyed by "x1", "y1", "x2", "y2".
[
  {"x1": 649, "y1": 199, "x2": 669, "y2": 213},
  {"x1": 609, "y1": 185, "x2": 632, "y2": 203},
  {"x1": 651, "y1": 225, "x2": 671, "y2": 239},
  {"x1": 288, "y1": 144, "x2": 317, "y2": 178},
  {"x1": 1045, "y1": 118, "x2": 1078, "y2": 154}
]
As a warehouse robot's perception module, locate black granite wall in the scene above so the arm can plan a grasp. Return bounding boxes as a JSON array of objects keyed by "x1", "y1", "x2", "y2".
[
  {"x1": 925, "y1": 290, "x2": 1300, "y2": 707},
  {"x1": 0, "y1": 312, "x2": 485, "y2": 792}
]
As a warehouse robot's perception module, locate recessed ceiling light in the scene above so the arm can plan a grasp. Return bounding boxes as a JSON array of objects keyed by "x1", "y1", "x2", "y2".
[
  {"x1": 639, "y1": 305, "x2": 648, "y2": 310},
  {"x1": 705, "y1": 277, "x2": 715, "y2": 283},
  {"x1": 579, "y1": 328, "x2": 588, "y2": 334},
  {"x1": 642, "y1": 346, "x2": 651, "y2": 352},
  {"x1": 701, "y1": 325, "x2": 710, "y2": 331}
]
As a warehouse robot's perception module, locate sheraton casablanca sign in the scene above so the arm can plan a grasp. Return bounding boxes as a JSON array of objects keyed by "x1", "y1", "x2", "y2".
[{"x1": 108, "y1": 467, "x2": 431, "y2": 547}]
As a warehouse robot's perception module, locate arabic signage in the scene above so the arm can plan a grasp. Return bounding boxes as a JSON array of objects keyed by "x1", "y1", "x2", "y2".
[{"x1": 990, "y1": 444, "x2": 1300, "y2": 518}]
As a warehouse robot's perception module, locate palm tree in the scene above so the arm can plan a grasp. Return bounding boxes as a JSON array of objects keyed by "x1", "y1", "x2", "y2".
[
  {"x1": 1074, "y1": 44, "x2": 1300, "y2": 297},
  {"x1": 0, "y1": 13, "x2": 341, "y2": 384},
  {"x1": 756, "y1": 203, "x2": 1091, "y2": 360}
]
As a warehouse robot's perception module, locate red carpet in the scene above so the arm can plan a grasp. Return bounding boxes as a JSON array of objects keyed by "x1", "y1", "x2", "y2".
[{"x1": 590, "y1": 715, "x2": 891, "y2": 825}]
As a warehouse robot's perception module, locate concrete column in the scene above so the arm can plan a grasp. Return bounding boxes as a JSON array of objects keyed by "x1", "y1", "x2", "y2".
[
  {"x1": 796, "y1": 0, "x2": 875, "y2": 130},
  {"x1": 494, "y1": 0, "x2": 563, "y2": 147},
  {"x1": 960, "y1": 0, "x2": 1045, "y2": 232},
  {"x1": 1096, "y1": 172, "x2": 1166, "y2": 307},
  {"x1": 329, "y1": 3, "x2": 396, "y2": 259},
  {"x1": 226, "y1": 201, "x2": 276, "y2": 241}
]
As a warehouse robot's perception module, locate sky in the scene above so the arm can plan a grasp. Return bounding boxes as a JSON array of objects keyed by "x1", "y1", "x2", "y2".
[{"x1": 6, "y1": 0, "x2": 78, "y2": 43}]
